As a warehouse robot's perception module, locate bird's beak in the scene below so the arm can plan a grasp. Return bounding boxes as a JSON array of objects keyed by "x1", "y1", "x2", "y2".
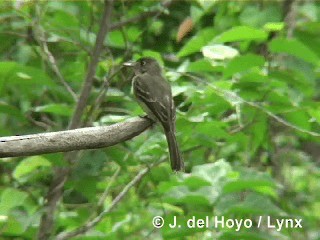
[{"x1": 123, "y1": 61, "x2": 136, "y2": 67}]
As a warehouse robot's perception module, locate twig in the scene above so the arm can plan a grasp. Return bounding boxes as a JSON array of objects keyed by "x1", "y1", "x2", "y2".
[
  {"x1": 109, "y1": 0, "x2": 172, "y2": 31},
  {"x1": 69, "y1": 0, "x2": 114, "y2": 130},
  {"x1": 97, "y1": 167, "x2": 121, "y2": 207},
  {"x1": 283, "y1": 0, "x2": 297, "y2": 38},
  {"x1": 37, "y1": 2, "x2": 114, "y2": 238},
  {"x1": 56, "y1": 161, "x2": 162, "y2": 240},
  {"x1": 180, "y1": 72, "x2": 320, "y2": 137},
  {"x1": 84, "y1": 65, "x2": 124, "y2": 125},
  {"x1": 33, "y1": 6, "x2": 77, "y2": 102},
  {"x1": 37, "y1": 166, "x2": 70, "y2": 240}
]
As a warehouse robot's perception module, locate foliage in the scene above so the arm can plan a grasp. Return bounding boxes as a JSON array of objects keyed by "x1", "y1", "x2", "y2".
[{"x1": 0, "y1": 0, "x2": 320, "y2": 239}]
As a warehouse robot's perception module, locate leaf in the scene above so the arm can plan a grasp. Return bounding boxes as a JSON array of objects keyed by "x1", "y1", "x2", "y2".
[
  {"x1": 284, "y1": 110, "x2": 311, "y2": 131},
  {"x1": 0, "y1": 102, "x2": 26, "y2": 121},
  {"x1": 308, "y1": 107, "x2": 320, "y2": 124},
  {"x1": 195, "y1": 121, "x2": 228, "y2": 139},
  {"x1": 217, "y1": 192, "x2": 284, "y2": 215},
  {"x1": 224, "y1": 54, "x2": 265, "y2": 78},
  {"x1": 34, "y1": 104, "x2": 73, "y2": 117},
  {"x1": 187, "y1": 59, "x2": 216, "y2": 72},
  {"x1": 141, "y1": 50, "x2": 164, "y2": 66},
  {"x1": 0, "y1": 61, "x2": 54, "y2": 94},
  {"x1": 214, "y1": 26, "x2": 268, "y2": 43},
  {"x1": 107, "y1": 30, "x2": 125, "y2": 49},
  {"x1": 202, "y1": 44, "x2": 239, "y2": 60},
  {"x1": 164, "y1": 186, "x2": 216, "y2": 206},
  {"x1": 197, "y1": 0, "x2": 217, "y2": 10},
  {"x1": 269, "y1": 38, "x2": 320, "y2": 65},
  {"x1": 176, "y1": 17, "x2": 194, "y2": 42},
  {"x1": 0, "y1": 188, "x2": 28, "y2": 214},
  {"x1": 13, "y1": 156, "x2": 52, "y2": 180},
  {"x1": 0, "y1": 62, "x2": 17, "y2": 93},
  {"x1": 223, "y1": 169, "x2": 276, "y2": 197},
  {"x1": 178, "y1": 28, "x2": 216, "y2": 57},
  {"x1": 192, "y1": 159, "x2": 233, "y2": 186},
  {"x1": 263, "y1": 22, "x2": 285, "y2": 32},
  {"x1": 239, "y1": 5, "x2": 282, "y2": 28}
]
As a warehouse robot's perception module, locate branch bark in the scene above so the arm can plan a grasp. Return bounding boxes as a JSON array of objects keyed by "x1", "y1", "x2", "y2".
[{"x1": 0, "y1": 117, "x2": 152, "y2": 158}]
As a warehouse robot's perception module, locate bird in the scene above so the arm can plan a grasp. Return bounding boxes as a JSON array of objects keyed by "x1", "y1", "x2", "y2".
[{"x1": 123, "y1": 57, "x2": 184, "y2": 171}]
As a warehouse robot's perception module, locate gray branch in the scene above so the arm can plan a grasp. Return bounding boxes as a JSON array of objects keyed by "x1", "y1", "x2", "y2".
[{"x1": 0, "y1": 117, "x2": 152, "y2": 158}]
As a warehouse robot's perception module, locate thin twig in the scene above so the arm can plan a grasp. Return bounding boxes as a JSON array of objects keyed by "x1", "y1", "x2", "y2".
[
  {"x1": 97, "y1": 167, "x2": 121, "y2": 207},
  {"x1": 69, "y1": 0, "x2": 114, "y2": 130},
  {"x1": 180, "y1": 72, "x2": 320, "y2": 137},
  {"x1": 37, "y1": 1, "x2": 114, "y2": 239},
  {"x1": 109, "y1": 0, "x2": 172, "y2": 31},
  {"x1": 85, "y1": 65, "x2": 124, "y2": 125},
  {"x1": 56, "y1": 160, "x2": 163, "y2": 240},
  {"x1": 33, "y1": 6, "x2": 77, "y2": 101},
  {"x1": 283, "y1": 0, "x2": 297, "y2": 38}
]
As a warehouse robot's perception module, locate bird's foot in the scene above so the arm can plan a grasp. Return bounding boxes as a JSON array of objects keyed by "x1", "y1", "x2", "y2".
[{"x1": 139, "y1": 114, "x2": 156, "y2": 126}]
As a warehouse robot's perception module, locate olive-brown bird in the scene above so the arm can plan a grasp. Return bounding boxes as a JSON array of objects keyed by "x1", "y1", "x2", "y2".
[{"x1": 124, "y1": 57, "x2": 184, "y2": 171}]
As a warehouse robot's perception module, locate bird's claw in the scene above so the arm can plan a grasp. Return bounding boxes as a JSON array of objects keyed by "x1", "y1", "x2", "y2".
[{"x1": 139, "y1": 114, "x2": 156, "y2": 125}]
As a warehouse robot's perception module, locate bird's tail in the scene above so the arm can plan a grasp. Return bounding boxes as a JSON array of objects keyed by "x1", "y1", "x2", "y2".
[{"x1": 164, "y1": 130, "x2": 184, "y2": 172}]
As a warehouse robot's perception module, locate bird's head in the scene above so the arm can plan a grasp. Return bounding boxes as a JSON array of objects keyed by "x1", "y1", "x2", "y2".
[{"x1": 123, "y1": 57, "x2": 162, "y2": 75}]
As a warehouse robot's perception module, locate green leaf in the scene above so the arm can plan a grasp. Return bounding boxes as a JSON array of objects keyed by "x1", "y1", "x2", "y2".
[
  {"x1": 141, "y1": 50, "x2": 164, "y2": 66},
  {"x1": 192, "y1": 159, "x2": 233, "y2": 186},
  {"x1": 202, "y1": 44, "x2": 239, "y2": 60},
  {"x1": 214, "y1": 26, "x2": 268, "y2": 43},
  {"x1": 269, "y1": 38, "x2": 320, "y2": 65},
  {"x1": 224, "y1": 54, "x2": 265, "y2": 78},
  {"x1": 284, "y1": 110, "x2": 311, "y2": 131},
  {"x1": 187, "y1": 59, "x2": 216, "y2": 72},
  {"x1": 197, "y1": 0, "x2": 217, "y2": 11},
  {"x1": 164, "y1": 186, "x2": 216, "y2": 206},
  {"x1": 250, "y1": 114, "x2": 268, "y2": 155},
  {"x1": 34, "y1": 104, "x2": 73, "y2": 117},
  {"x1": 0, "y1": 62, "x2": 17, "y2": 92},
  {"x1": 263, "y1": 22, "x2": 285, "y2": 32},
  {"x1": 217, "y1": 192, "x2": 283, "y2": 215},
  {"x1": 107, "y1": 30, "x2": 125, "y2": 49},
  {"x1": 0, "y1": 102, "x2": 26, "y2": 121},
  {"x1": 220, "y1": 231, "x2": 274, "y2": 240},
  {"x1": 308, "y1": 106, "x2": 320, "y2": 124},
  {"x1": 239, "y1": 5, "x2": 282, "y2": 28},
  {"x1": 190, "y1": 5, "x2": 204, "y2": 23},
  {"x1": 223, "y1": 169, "x2": 276, "y2": 197},
  {"x1": 195, "y1": 121, "x2": 228, "y2": 139},
  {"x1": 13, "y1": 156, "x2": 52, "y2": 180},
  {"x1": 178, "y1": 28, "x2": 216, "y2": 57},
  {"x1": 0, "y1": 188, "x2": 28, "y2": 214},
  {"x1": 0, "y1": 61, "x2": 54, "y2": 94}
]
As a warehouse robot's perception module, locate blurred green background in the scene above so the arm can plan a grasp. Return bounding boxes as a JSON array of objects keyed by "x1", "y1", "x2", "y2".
[{"x1": 0, "y1": 0, "x2": 319, "y2": 239}]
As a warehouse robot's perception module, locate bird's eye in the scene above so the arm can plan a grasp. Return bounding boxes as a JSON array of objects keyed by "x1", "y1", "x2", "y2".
[{"x1": 141, "y1": 60, "x2": 146, "y2": 66}]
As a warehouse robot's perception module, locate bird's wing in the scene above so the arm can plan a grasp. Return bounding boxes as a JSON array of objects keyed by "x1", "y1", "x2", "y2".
[{"x1": 133, "y1": 74, "x2": 175, "y2": 130}]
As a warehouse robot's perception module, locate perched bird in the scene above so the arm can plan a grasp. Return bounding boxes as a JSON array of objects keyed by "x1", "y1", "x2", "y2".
[{"x1": 124, "y1": 57, "x2": 184, "y2": 171}]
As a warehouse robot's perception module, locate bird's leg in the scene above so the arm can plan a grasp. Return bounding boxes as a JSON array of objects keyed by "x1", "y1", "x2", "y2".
[{"x1": 139, "y1": 114, "x2": 156, "y2": 127}]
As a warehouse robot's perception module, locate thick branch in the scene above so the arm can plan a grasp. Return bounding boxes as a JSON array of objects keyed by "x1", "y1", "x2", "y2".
[{"x1": 0, "y1": 117, "x2": 152, "y2": 158}]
